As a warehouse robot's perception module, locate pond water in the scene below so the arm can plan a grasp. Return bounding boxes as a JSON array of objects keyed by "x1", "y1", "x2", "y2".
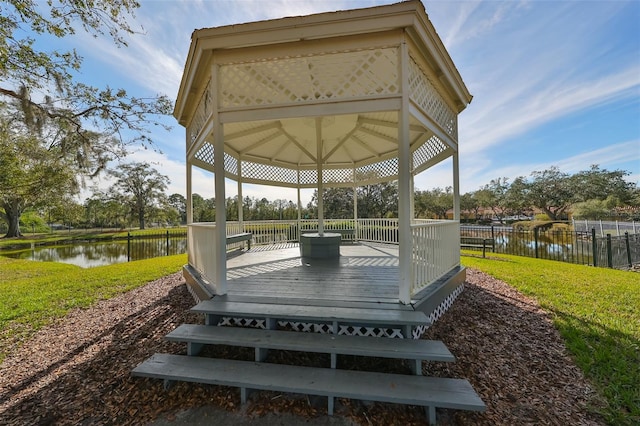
[{"x1": 2, "y1": 238, "x2": 187, "y2": 268}]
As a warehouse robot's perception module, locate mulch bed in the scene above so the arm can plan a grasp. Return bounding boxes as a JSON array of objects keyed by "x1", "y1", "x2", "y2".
[{"x1": 0, "y1": 269, "x2": 605, "y2": 425}]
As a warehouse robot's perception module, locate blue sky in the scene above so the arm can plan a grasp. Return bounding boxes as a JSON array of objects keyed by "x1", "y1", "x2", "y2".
[{"x1": 56, "y1": 0, "x2": 639, "y2": 203}]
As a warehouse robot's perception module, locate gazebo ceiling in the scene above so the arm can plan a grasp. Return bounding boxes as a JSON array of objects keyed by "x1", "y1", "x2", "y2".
[{"x1": 223, "y1": 112, "x2": 427, "y2": 169}]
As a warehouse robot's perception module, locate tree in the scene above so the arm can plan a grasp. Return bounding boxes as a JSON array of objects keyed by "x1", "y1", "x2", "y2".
[
  {"x1": 460, "y1": 192, "x2": 482, "y2": 221},
  {"x1": 108, "y1": 162, "x2": 169, "y2": 229},
  {"x1": 475, "y1": 178, "x2": 510, "y2": 223},
  {"x1": 1, "y1": 1, "x2": 172, "y2": 160},
  {"x1": 414, "y1": 187, "x2": 453, "y2": 219},
  {"x1": 570, "y1": 165, "x2": 635, "y2": 204},
  {"x1": 572, "y1": 197, "x2": 617, "y2": 220},
  {"x1": 357, "y1": 181, "x2": 398, "y2": 218},
  {"x1": 192, "y1": 194, "x2": 215, "y2": 222},
  {"x1": 168, "y1": 193, "x2": 187, "y2": 224},
  {"x1": 0, "y1": 116, "x2": 77, "y2": 237},
  {"x1": 527, "y1": 167, "x2": 573, "y2": 220},
  {"x1": 311, "y1": 188, "x2": 353, "y2": 219},
  {"x1": 503, "y1": 176, "x2": 531, "y2": 218},
  {"x1": 0, "y1": 1, "x2": 171, "y2": 236}
]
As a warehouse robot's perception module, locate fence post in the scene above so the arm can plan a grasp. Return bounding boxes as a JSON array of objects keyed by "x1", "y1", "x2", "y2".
[
  {"x1": 127, "y1": 232, "x2": 131, "y2": 262},
  {"x1": 591, "y1": 228, "x2": 597, "y2": 267},
  {"x1": 606, "y1": 234, "x2": 613, "y2": 268},
  {"x1": 625, "y1": 232, "x2": 632, "y2": 268},
  {"x1": 534, "y1": 227, "x2": 539, "y2": 259},
  {"x1": 166, "y1": 230, "x2": 170, "y2": 256}
]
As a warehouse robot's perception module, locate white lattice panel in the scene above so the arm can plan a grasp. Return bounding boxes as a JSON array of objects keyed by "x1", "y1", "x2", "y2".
[
  {"x1": 219, "y1": 47, "x2": 399, "y2": 108},
  {"x1": 412, "y1": 283, "x2": 464, "y2": 339},
  {"x1": 323, "y1": 168, "x2": 354, "y2": 184},
  {"x1": 299, "y1": 169, "x2": 318, "y2": 185},
  {"x1": 356, "y1": 157, "x2": 398, "y2": 181},
  {"x1": 225, "y1": 153, "x2": 238, "y2": 176},
  {"x1": 338, "y1": 326, "x2": 404, "y2": 338},
  {"x1": 408, "y1": 57, "x2": 457, "y2": 140},
  {"x1": 194, "y1": 142, "x2": 214, "y2": 165},
  {"x1": 188, "y1": 79, "x2": 212, "y2": 147},
  {"x1": 219, "y1": 317, "x2": 267, "y2": 329},
  {"x1": 413, "y1": 135, "x2": 448, "y2": 170},
  {"x1": 242, "y1": 160, "x2": 298, "y2": 185}
]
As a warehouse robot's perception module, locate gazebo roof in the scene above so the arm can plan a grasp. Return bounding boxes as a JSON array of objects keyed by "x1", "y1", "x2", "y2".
[{"x1": 175, "y1": 0, "x2": 472, "y2": 188}]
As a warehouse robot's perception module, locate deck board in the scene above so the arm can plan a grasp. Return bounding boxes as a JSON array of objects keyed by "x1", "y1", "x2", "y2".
[{"x1": 225, "y1": 243, "x2": 401, "y2": 304}]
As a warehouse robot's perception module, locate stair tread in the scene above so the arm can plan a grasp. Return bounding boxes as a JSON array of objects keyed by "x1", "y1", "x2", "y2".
[
  {"x1": 132, "y1": 353, "x2": 485, "y2": 411},
  {"x1": 192, "y1": 299, "x2": 430, "y2": 326},
  {"x1": 167, "y1": 324, "x2": 454, "y2": 361}
]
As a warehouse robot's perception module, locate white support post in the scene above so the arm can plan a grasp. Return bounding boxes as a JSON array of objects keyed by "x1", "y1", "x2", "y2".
[
  {"x1": 237, "y1": 157, "x2": 243, "y2": 228},
  {"x1": 296, "y1": 169, "x2": 302, "y2": 225},
  {"x1": 453, "y1": 151, "x2": 460, "y2": 221},
  {"x1": 316, "y1": 117, "x2": 324, "y2": 236},
  {"x1": 409, "y1": 173, "x2": 415, "y2": 222},
  {"x1": 186, "y1": 160, "x2": 193, "y2": 224},
  {"x1": 398, "y1": 40, "x2": 412, "y2": 304},
  {"x1": 212, "y1": 62, "x2": 227, "y2": 295},
  {"x1": 353, "y1": 166, "x2": 358, "y2": 241}
]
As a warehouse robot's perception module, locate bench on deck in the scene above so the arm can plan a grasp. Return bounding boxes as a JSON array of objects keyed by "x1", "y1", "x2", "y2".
[
  {"x1": 460, "y1": 237, "x2": 494, "y2": 257},
  {"x1": 227, "y1": 232, "x2": 252, "y2": 250},
  {"x1": 132, "y1": 353, "x2": 485, "y2": 424},
  {"x1": 166, "y1": 324, "x2": 454, "y2": 374}
]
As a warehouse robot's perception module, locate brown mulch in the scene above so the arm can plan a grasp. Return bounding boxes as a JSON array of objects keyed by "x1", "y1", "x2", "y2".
[{"x1": 0, "y1": 269, "x2": 605, "y2": 425}]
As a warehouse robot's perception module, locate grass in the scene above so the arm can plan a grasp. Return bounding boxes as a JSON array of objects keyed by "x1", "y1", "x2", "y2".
[
  {"x1": 0, "y1": 254, "x2": 187, "y2": 363},
  {"x1": 462, "y1": 252, "x2": 640, "y2": 426}
]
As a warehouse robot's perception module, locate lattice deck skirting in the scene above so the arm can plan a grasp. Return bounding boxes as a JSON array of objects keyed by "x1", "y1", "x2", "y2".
[{"x1": 212, "y1": 283, "x2": 465, "y2": 340}]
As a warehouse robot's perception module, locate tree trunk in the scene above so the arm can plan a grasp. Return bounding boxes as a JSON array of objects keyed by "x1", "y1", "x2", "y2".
[
  {"x1": 139, "y1": 208, "x2": 145, "y2": 230},
  {"x1": 2, "y1": 200, "x2": 23, "y2": 237}
]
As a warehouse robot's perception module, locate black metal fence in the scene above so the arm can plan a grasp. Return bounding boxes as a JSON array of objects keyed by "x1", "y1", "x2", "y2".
[
  {"x1": 125, "y1": 230, "x2": 188, "y2": 262},
  {"x1": 123, "y1": 227, "x2": 639, "y2": 270},
  {"x1": 461, "y1": 226, "x2": 640, "y2": 269}
]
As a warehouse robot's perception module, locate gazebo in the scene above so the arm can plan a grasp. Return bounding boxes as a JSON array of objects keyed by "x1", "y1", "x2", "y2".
[
  {"x1": 176, "y1": 0, "x2": 471, "y2": 308},
  {"x1": 133, "y1": 2, "x2": 483, "y2": 422}
]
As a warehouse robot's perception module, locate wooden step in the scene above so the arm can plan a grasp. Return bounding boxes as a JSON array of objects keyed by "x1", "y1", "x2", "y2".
[
  {"x1": 166, "y1": 324, "x2": 454, "y2": 374},
  {"x1": 191, "y1": 299, "x2": 429, "y2": 337},
  {"x1": 131, "y1": 353, "x2": 485, "y2": 425}
]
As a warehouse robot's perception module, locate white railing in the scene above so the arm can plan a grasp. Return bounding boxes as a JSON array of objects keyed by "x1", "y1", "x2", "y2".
[
  {"x1": 411, "y1": 220, "x2": 460, "y2": 295},
  {"x1": 188, "y1": 223, "x2": 217, "y2": 287},
  {"x1": 357, "y1": 218, "x2": 399, "y2": 243},
  {"x1": 188, "y1": 219, "x2": 460, "y2": 297}
]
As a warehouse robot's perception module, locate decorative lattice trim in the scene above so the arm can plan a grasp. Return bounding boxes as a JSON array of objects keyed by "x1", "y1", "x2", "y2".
[
  {"x1": 194, "y1": 141, "x2": 214, "y2": 165},
  {"x1": 356, "y1": 157, "x2": 398, "y2": 180},
  {"x1": 323, "y1": 168, "x2": 355, "y2": 184},
  {"x1": 408, "y1": 57, "x2": 457, "y2": 140},
  {"x1": 241, "y1": 160, "x2": 298, "y2": 185},
  {"x1": 412, "y1": 283, "x2": 465, "y2": 339},
  {"x1": 219, "y1": 47, "x2": 399, "y2": 108},
  {"x1": 413, "y1": 135, "x2": 448, "y2": 170},
  {"x1": 339, "y1": 326, "x2": 404, "y2": 338},
  {"x1": 188, "y1": 79, "x2": 212, "y2": 147}
]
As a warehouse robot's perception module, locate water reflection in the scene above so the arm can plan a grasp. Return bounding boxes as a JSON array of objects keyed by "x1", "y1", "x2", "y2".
[{"x1": 2, "y1": 238, "x2": 187, "y2": 268}]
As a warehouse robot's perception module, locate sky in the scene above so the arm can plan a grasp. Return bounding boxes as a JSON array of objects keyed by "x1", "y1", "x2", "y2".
[{"x1": 52, "y1": 0, "x2": 640, "y2": 204}]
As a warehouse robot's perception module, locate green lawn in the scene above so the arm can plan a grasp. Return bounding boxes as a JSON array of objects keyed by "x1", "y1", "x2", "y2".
[
  {"x1": 0, "y1": 254, "x2": 187, "y2": 363},
  {"x1": 462, "y1": 252, "x2": 640, "y2": 426}
]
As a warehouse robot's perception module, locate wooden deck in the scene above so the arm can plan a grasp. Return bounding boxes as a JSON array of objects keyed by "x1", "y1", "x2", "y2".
[
  {"x1": 184, "y1": 241, "x2": 467, "y2": 318},
  {"x1": 225, "y1": 242, "x2": 401, "y2": 305}
]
